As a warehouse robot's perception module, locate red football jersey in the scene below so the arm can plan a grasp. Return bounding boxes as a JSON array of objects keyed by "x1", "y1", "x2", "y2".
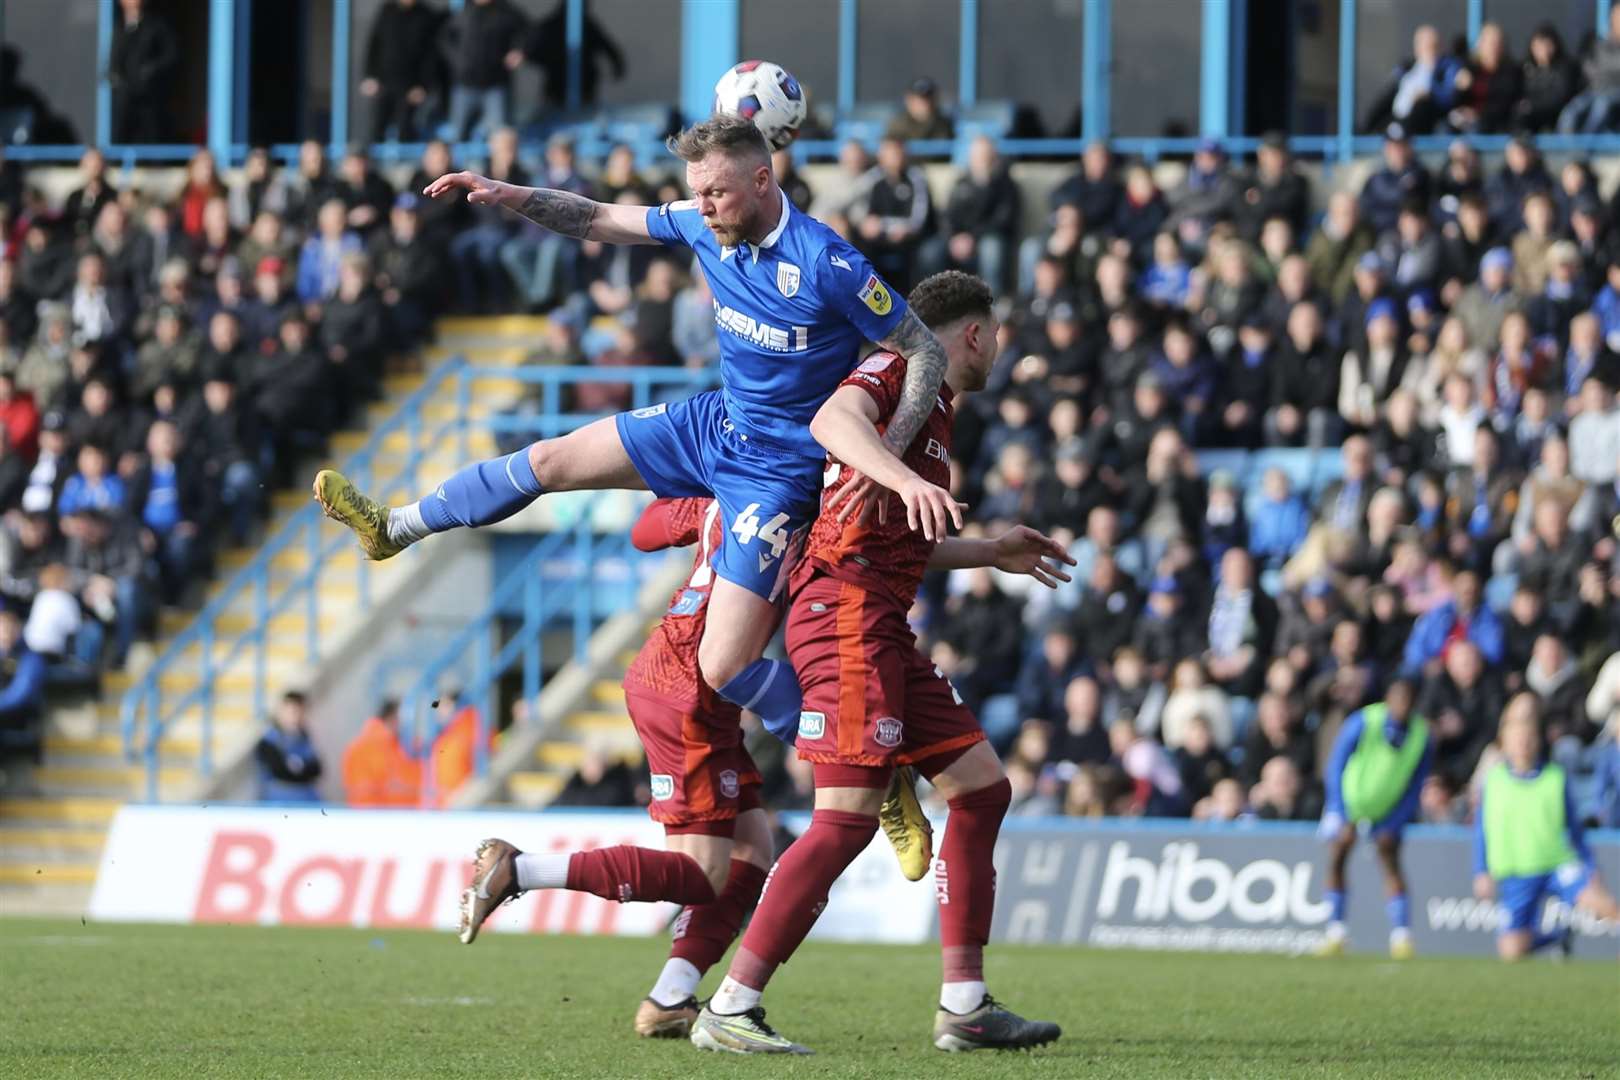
[
  {"x1": 623, "y1": 498, "x2": 738, "y2": 714},
  {"x1": 797, "y1": 350, "x2": 955, "y2": 608}
]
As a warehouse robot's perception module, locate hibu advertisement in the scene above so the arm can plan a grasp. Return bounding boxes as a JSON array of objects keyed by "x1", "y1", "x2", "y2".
[{"x1": 984, "y1": 822, "x2": 1620, "y2": 959}]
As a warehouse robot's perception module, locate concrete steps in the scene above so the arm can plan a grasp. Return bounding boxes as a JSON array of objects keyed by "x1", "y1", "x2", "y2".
[{"x1": 3, "y1": 315, "x2": 554, "y2": 917}]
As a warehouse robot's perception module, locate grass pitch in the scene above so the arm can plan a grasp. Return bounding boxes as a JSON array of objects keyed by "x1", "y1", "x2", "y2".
[{"x1": 1, "y1": 918, "x2": 1615, "y2": 1079}]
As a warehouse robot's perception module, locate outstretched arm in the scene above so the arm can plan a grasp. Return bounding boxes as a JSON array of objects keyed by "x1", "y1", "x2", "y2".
[
  {"x1": 810, "y1": 386, "x2": 961, "y2": 541},
  {"x1": 876, "y1": 308, "x2": 949, "y2": 454},
  {"x1": 928, "y1": 527, "x2": 1075, "y2": 589},
  {"x1": 421, "y1": 172, "x2": 656, "y2": 244}
]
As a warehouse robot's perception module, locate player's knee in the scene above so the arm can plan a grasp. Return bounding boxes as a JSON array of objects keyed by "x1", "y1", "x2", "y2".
[
  {"x1": 697, "y1": 855, "x2": 730, "y2": 895},
  {"x1": 696, "y1": 639, "x2": 746, "y2": 691},
  {"x1": 526, "y1": 439, "x2": 565, "y2": 491},
  {"x1": 730, "y1": 809, "x2": 774, "y2": 871},
  {"x1": 813, "y1": 784, "x2": 886, "y2": 818},
  {"x1": 928, "y1": 741, "x2": 1007, "y2": 803},
  {"x1": 1498, "y1": 934, "x2": 1529, "y2": 961}
]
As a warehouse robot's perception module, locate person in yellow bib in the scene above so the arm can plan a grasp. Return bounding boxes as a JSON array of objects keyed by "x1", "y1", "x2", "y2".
[
  {"x1": 1472, "y1": 693, "x2": 1620, "y2": 961},
  {"x1": 1316, "y1": 677, "x2": 1432, "y2": 958}
]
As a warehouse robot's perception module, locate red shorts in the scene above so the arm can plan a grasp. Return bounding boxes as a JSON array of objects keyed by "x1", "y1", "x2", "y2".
[
  {"x1": 786, "y1": 574, "x2": 985, "y2": 767},
  {"x1": 625, "y1": 688, "x2": 762, "y2": 827}
]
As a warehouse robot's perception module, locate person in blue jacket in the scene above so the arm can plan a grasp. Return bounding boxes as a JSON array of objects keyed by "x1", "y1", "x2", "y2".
[
  {"x1": 0, "y1": 607, "x2": 46, "y2": 766},
  {"x1": 1401, "y1": 569, "x2": 1503, "y2": 675},
  {"x1": 254, "y1": 690, "x2": 323, "y2": 802}
]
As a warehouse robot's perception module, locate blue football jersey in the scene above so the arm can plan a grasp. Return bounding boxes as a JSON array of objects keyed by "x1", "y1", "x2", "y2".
[{"x1": 645, "y1": 190, "x2": 908, "y2": 458}]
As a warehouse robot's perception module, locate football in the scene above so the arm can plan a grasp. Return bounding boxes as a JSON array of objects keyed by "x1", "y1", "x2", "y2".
[{"x1": 712, "y1": 59, "x2": 807, "y2": 150}]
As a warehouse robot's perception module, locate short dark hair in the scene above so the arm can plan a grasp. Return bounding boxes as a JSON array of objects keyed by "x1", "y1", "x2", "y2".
[
  {"x1": 666, "y1": 115, "x2": 771, "y2": 167},
  {"x1": 908, "y1": 270, "x2": 993, "y2": 330}
]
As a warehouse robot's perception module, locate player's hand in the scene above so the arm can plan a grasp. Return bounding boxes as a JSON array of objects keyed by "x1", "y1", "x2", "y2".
[
  {"x1": 897, "y1": 476, "x2": 963, "y2": 542},
  {"x1": 825, "y1": 470, "x2": 881, "y2": 528},
  {"x1": 422, "y1": 171, "x2": 511, "y2": 206},
  {"x1": 991, "y1": 526, "x2": 1075, "y2": 589},
  {"x1": 1316, "y1": 811, "x2": 1347, "y2": 840},
  {"x1": 825, "y1": 471, "x2": 899, "y2": 528},
  {"x1": 1473, "y1": 873, "x2": 1495, "y2": 901}
]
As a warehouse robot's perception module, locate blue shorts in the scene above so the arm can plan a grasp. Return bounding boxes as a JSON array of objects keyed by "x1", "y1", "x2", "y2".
[
  {"x1": 1324, "y1": 808, "x2": 1410, "y2": 840},
  {"x1": 1362, "y1": 810, "x2": 1412, "y2": 841},
  {"x1": 616, "y1": 390, "x2": 821, "y2": 601},
  {"x1": 1496, "y1": 863, "x2": 1593, "y2": 933}
]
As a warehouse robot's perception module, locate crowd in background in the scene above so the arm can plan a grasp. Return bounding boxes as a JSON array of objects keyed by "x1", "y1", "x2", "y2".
[
  {"x1": 1365, "y1": 13, "x2": 1620, "y2": 137},
  {"x1": 3, "y1": 14, "x2": 1620, "y2": 827},
  {"x1": 0, "y1": 139, "x2": 444, "y2": 773},
  {"x1": 425, "y1": 70, "x2": 1620, "y2": 830}
]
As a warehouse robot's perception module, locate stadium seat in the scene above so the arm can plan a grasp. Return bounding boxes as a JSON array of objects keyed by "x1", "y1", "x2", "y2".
[
  {"x1": 952, "y1": 101, "x2": 1018, "y2": 162},
  {"x1": 1194, "y1": 449, "x2": 1252, "y2": 484},
  {"x1": 599, "y1": 103, "x2": 677, "y2": 149},
  {"x1": 1250, "y1": 447, "x2": 1317, "y2": 496},
  {"x1": 1308, "y1": 450, "x2": 1346, "y2": 498},
  {"x1": 836, "y1": 102, "x2": 899, "y2": 147},
  {"x1": 1485, "y1": 572, "x2": 1517, "y2": 614}
]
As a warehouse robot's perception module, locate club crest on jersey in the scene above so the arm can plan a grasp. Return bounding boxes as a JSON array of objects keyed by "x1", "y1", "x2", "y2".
[
  {"x1": 719, "y1": 769, "x2": 740, "y2": 799},
  {"x1": 858, "y1": 274, "x2": 893, "y2": 316},
  {"x1": 650, "y1": 774, "x2": 675, "y2": 801},
  {"x1": 874, "y1": 716, "x2": 904, "y2": 748},
  {"x1": 776, "y1": 261, "x2": 801, "y2": 298},
  {"x1": 798, "y1": 711, "x2": 826, "y2": 739}
]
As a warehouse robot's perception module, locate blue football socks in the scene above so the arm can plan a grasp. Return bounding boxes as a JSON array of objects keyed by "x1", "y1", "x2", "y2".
[
  {"x1": 418, "y1": 450, "x2": 545, "y2": 533},
  {"x1": 1327, "y1": 889, "x2": 1347, "y2": 923},
  {"x1": 1386, "y1": 893, "x2": 1410, "y2": 931},
  {"x1": 718, "y1": 658, "x2": 804, "y2": 745}
]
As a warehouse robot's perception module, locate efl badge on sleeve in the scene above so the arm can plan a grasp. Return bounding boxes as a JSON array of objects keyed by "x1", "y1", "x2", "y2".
[{"x1": 858, "y1": 273, "x2": 892, "y2": 315}]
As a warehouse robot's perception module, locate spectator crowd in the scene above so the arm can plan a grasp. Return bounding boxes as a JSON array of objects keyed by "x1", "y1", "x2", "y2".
[
  {"x1": 0, "y1": 139, "x2": 445, "y2": 777},
  {"x1": 8, "y1": 15, "x2": 1620, "y2": 832},
  {"x1": 1365, "y1": 13, "x2": 1620, "y2": 137},
  {"x1": 400, "y1": 103, "x2": 1619, "y2": 830}
]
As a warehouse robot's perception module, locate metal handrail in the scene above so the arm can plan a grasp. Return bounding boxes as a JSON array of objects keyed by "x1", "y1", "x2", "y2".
[
  {"x1": 121, "y1": 359, "x2": 716, "y2": 801},
  {"x1": 396, "y1": 517, "x2": 655, "y2": 808}
]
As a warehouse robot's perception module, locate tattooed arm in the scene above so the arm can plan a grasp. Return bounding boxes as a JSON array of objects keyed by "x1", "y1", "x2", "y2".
[
  {"x1": 420, "y1": 171, "x2": 656, "y2": 245},
  {"x1": 818, "y1": 307, "x2": 954, "y2": 535},
  {"x1": 876, "y1": 308, "x2": 949, "y2": 453}
]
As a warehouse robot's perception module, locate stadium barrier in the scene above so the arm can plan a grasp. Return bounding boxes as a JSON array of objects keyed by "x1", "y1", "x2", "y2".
[{"x1": 86, "y1": 806, "x2": 1619, "y2": 959}]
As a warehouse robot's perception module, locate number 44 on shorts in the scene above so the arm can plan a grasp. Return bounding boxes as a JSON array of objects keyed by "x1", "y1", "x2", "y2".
[{"x1": 731, "y1": 502, "x2": 791, "y2": 571}]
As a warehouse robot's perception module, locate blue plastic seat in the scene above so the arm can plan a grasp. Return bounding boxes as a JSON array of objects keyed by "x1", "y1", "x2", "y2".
[
  {"x1": 835, "y1": 102, "x2": 899, "y2": 147},
  {"x1": 1250, "y1": 447, "x2": 1317, "y2": 495},
  {"x1": 1194, "y1": 448, "x2": 1253, "y2": 484}
]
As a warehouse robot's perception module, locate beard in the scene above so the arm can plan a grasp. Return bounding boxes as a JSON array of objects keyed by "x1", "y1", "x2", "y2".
[
  {"x1": 706, "y1": 205, "x2": 761, "y2": 248},
  {"x1": 707, "y1": 221, "x2": 747, "y2": 246}
]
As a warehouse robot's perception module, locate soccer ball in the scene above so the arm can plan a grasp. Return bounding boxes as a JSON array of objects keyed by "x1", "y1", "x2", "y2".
[{"x1": 713, "y1": 60, "x2": 807, "y2": 151}]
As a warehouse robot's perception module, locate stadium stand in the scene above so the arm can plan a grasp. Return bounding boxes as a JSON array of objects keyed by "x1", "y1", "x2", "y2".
[{"x1": 1, "y1": 10, "x2": 1619, "y2": 917}]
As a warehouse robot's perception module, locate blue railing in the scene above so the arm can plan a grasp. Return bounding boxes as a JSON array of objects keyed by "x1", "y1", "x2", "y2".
[
  {"x1": 395, "y1": 515, "x2": 660, "y2": 808},
  {"x1": 120, "y1": 359, "x2": 717, "y2": 802},
  {"x1": 20, "y1": 130, "x2": 1620, "y2": 173},
  {"x1": 30, "y1": 0, "x2": 1613, "y2": 166}
]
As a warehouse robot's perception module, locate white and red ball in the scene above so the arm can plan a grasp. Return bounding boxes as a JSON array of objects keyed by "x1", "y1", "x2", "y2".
[{"x1": 712, "y1": 60, "x2": 807, "y2": 151}]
